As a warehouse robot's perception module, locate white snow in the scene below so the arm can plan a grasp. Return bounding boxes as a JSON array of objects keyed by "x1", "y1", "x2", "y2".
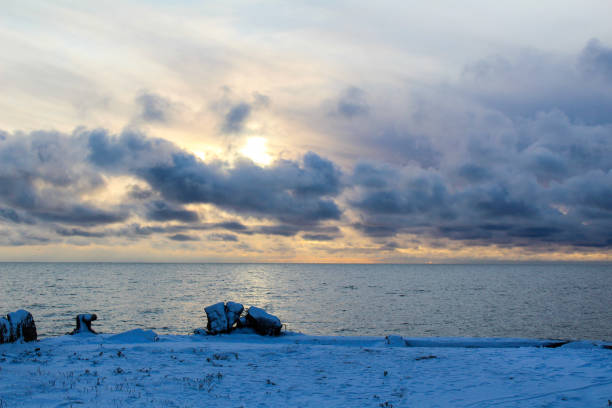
[
  {"x1": 106, "y1": 329, "x2": 159, "y2": 343},
  {"x1": 0, "y1": 332, "x2": 611, "y2": 407}
]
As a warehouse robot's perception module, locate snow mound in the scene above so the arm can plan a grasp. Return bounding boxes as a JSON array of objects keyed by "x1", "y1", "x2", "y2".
[{"x1": 106, "y1": 329, "x2": 159, "y2": 343}]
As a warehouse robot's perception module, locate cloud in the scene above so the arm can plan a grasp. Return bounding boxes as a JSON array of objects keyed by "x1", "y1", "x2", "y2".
[
  {"x1": 168, "y1": 233, "x2": 199, "y2": 242},
  {"x1": 207, "y1": 233, "x2": 238, "y2": 242},
  {"x1": 135, "y1": 92, "x2": 178, "y2": 123},
  {"x1": 145, "y1": 200, "x2": 199, "y2": 222},
  {"x1": 302, "y1": 234, "x2": 336, "y2": 241},
  {"x1": 461, "y1": 41, "x2": 612, "y2": 125},
  {"x1": 579, "y1": 38, "x2": 612, "y2": 81},
  {"x1": 0, "y1": 127, "x2": 344, "y2": 245},
  {"x1": 0, "y1": 130, "x2": 125, "y2": 227},
  {"x1": 85, "y1": 128, "x2": 343, "y2": 225},
  {"x1": 56, "y1": 227, "x2": 106, "y2": 238},
  {"x1": 336, "y1": 87, "x2": 369, "y2": 118},
  {"x1": 222, "y1": 102, "x2": 251, "y2": 133}
]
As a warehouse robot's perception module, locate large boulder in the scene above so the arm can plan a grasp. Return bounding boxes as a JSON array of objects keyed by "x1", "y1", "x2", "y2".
[
  {"x1": 225, "y1": 302, "x2": 244, "y2": 330},
  {"x1": 70, "y1": 313, "x2": 98, "y2": 335},
  {"x1": 246, "y1": 307, "x2": 282, "y2": 336},
  {"x1": 205, "y1": 302, "x2": 229, "y2": 335},
  {"x1": 204, "y1": 302, "x2": 245, "y2": 334},
  {"x1": 2, "y1": 310, "x2": 37, "y2": 343}
]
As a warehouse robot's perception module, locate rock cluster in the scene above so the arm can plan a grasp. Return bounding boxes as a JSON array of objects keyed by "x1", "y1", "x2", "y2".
[
  {"x1": 0, "y1": 309, "x2": 37, "y2": 344},
  {"x1": 204, "y1": 302, "x2": 282, "y2": 336},
  {"x1": 69, "y1": 313, "x2": 98, "y2": 335}
]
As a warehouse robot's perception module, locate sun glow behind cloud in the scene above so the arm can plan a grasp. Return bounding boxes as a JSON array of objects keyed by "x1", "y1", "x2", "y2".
[{"x1": 240, "y1": 137, "x2": 272, "y2": 166}]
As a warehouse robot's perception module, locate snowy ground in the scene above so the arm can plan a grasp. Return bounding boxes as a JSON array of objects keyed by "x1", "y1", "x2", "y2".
[{"x1": 1, "y1": 330, "x2": 611, "y2": 407}]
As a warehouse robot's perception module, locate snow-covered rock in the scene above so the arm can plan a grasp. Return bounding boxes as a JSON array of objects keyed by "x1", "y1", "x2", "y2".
[
  {"x1": 246, "y1": 307, "x2": 282, "y2": 336},
  {"x1": 225, "y1": 301, "x2": 244, "y2": 331},
  {"x1": 204, "y1": 301, "x2": 245, "y2": 334},
  {"x1": 4, "y1": 310, "x2": 37, "y2": 343},
  {"x1": 205, "y1": 302, "x2": 229, "y2": 334},
  {"x1": 70, "y1": 313, "x2": 98, "y2": 335}
]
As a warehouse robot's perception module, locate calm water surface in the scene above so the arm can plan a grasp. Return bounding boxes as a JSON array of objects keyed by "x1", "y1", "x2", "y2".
[{"x1": 0, "y1": 263, "x2": 610, "y2": 340}]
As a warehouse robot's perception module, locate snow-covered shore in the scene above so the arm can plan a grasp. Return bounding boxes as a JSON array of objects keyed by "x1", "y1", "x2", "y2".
[{"x1": 1, "y1": 331, "x2": 611, "y2": 407}]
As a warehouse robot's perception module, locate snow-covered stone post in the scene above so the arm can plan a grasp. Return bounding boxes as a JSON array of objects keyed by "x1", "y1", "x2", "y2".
[{"x1": 70, "y1": 314, "x2": 98, "y2": 335}]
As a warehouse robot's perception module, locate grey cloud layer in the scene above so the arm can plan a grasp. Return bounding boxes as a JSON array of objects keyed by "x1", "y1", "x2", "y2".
[
  {"x1": 1, "y1": 40, "x2": 612, "y2": 252},
  {"x1": 347, "y1": 40, "x2": 612, "y2": 249}
]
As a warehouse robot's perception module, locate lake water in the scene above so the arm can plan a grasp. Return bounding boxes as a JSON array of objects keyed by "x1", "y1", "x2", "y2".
[{"x1": 0, "y1": 263, "x2": 610, "y2": 340}]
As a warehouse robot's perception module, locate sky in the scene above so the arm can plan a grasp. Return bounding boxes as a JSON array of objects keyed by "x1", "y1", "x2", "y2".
[{"x1": 1, "y1": 0, "x2": 612, "y2": 262}]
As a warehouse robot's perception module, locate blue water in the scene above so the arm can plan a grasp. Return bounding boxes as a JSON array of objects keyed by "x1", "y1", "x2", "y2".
[{"x1": 0, "y1": 263, "x2": 610, "y2": 340}]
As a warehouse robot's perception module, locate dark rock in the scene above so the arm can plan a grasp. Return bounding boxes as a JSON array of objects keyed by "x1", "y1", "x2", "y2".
[
  {"x1": 237, "y1": 316, "x2": 248, "y2": 328},
  {"x1": 6, "y1": 310, "x2": 37, "y2": 342},
  {"x1": 70, "y1": 314, "x2": 98, "y2": 335},
  {"x1": 0, "y1": 317, "x2": 10, "y2": 344},
  {"x1": 246, "y1": 307, "x2": 282, "y2": 336}
]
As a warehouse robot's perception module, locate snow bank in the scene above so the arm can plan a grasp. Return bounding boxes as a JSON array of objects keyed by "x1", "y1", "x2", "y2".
[
  {"x1": 106, "y1": 329, "x2": 159, "y2": 343},
  {"x1": 0, "y1": 333, "x2": 610, "y2": 407}
]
